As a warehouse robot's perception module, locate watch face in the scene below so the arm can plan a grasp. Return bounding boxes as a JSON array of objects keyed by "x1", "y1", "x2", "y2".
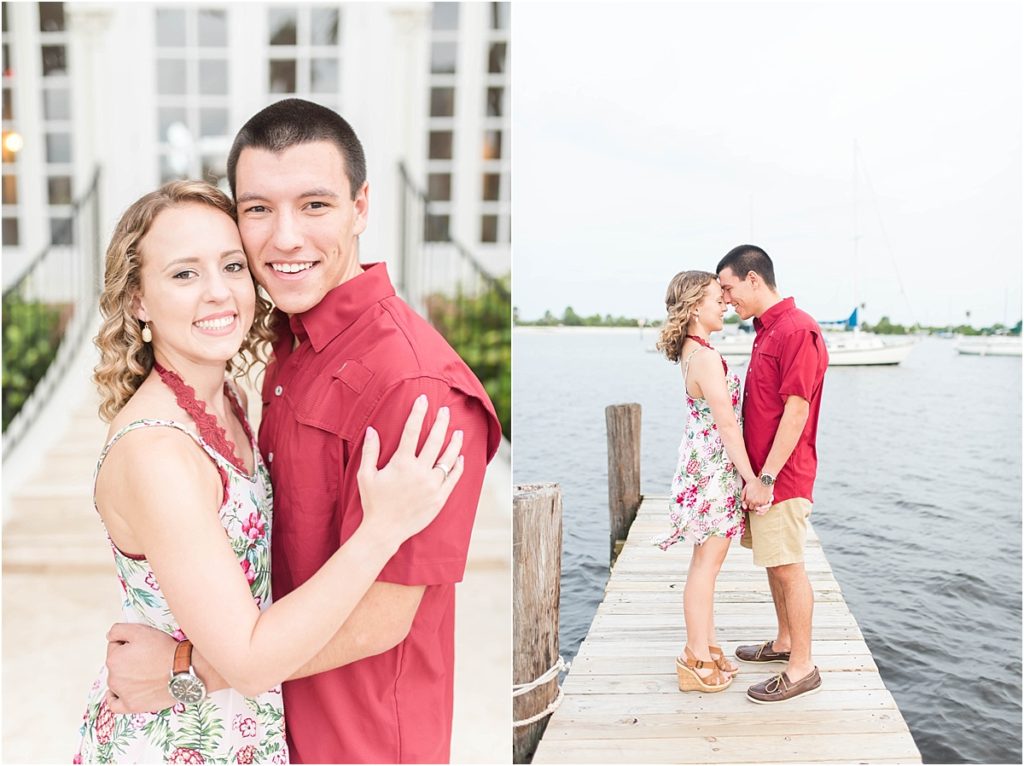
[
  {"x1": 760, "y1": 474, "x2": 775, "y2": 486},
  {"x1": 168, "y1": 673, "x2": 206, "y2": 704}
]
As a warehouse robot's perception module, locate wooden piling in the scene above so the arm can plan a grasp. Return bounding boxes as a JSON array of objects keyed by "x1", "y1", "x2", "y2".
[
  {"x1": 513, "y1": 483, "x2": 563, "y2": 764},
  {"x1": 605, "y1": 403, "x2": 641, "y2": 564}
]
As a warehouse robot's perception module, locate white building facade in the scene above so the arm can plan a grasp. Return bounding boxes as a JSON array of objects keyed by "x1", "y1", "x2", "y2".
[{"x1": 2, "y1": 1, "x2": 510, "y2": 290}]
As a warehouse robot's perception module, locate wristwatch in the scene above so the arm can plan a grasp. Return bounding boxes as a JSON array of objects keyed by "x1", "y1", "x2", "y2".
[
  {"x1": 168, "y1": 639, "x2": 207, "y2": 705},
  {"x1": 759, "y1": 472, "x2": 776, "y2": 487}
]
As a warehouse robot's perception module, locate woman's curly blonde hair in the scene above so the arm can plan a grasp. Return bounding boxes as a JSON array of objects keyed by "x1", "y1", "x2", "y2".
[
  {"x1": 94, "y1": 180, "x2": 276, "y2": 422},
  {"x1": 656, "y1": 270, "x2": 717, "y2": 363}
]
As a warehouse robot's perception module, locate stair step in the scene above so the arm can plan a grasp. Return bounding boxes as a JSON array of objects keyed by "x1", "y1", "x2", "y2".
[
  {"x1": 2, "y1": 539, "x2": 112, "y2": 572},
  {"x1": 6, "y1": 484, "x2": 96, "y2": 523}
]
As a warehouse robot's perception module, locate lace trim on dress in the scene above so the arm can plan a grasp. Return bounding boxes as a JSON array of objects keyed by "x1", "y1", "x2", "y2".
[
  {"x1": 685, "y1": 334, "x2": 729, "y2": 374},
  {"x1": 153, "y1": 362, "x2": 250, "y2": 476}
]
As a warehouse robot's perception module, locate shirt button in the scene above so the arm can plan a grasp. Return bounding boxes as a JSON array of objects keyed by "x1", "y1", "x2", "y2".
[
  {"x1": 274, "y1": 385, "x2": 283, "y2": 396},
  {"x1": 268, "y1": 452, "x2": 274, "y2": 463}
]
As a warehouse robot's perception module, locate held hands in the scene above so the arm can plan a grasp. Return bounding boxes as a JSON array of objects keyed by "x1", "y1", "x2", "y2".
[
  {"x1": 741, "y1": 482, "x2": 774, "y2": 516},
  {"x1": 358, "y1": 394, "x2": 464, "y2": 551}
]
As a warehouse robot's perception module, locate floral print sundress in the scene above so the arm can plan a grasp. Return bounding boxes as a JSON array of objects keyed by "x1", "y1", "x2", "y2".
[
  {"x1": 76, "y1": 379, "x2": 288, "y2": 764},
  {"x1": 655, "y1": 347, "x2": 745, "y2": 549}
]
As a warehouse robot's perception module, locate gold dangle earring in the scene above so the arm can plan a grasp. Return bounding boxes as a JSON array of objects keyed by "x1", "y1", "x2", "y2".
[{"x1": 141, "y1": 323, "x2": 153, "y2": 343}]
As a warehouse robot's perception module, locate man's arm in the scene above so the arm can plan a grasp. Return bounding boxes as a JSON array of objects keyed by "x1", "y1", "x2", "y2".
[
  {"x1": 743, "y1": 395, "x2": 809, "y2": 509},
  {"x1": 759, "y1": 394, "x2": 810, "y2": 479},
  {"x1": 107, "y1": 579, "x2": 423, "y2": 712},
  {"x1": 196, "y1": 581, "x2": 424, "y2": 687}
]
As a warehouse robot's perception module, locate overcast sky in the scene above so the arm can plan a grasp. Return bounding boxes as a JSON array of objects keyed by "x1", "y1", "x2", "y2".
[{"x1": 512, "y1": 0, "x2": 1022, "y2": 327}]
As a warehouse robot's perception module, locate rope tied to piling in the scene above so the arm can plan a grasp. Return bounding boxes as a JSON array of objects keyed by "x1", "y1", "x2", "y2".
[{"x1": 512, "y1": 655, "x2": 570, "y2": 728}]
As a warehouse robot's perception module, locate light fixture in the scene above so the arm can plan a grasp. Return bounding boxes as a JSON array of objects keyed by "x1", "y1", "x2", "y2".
[{"x1": 2, "y1": 131, "x2": 24, "y2": 154}]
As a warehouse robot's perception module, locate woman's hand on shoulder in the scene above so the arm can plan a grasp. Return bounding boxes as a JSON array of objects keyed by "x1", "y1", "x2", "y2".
[{"x1": 357, "y1": 395, "x2": 464, "y2": 550}]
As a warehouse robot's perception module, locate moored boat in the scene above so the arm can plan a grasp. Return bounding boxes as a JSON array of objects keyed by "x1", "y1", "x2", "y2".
[{"x1": 954, "y1": 336, "x2": 1022, "y2": 357}]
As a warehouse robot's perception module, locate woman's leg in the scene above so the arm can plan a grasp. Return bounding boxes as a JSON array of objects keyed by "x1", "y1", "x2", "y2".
[
  {"x1": 704, "y1": 581, "x2": 737, "y2": 671},
  {"x1": 683, "y1": 536, "x2": 732, "y2": 678}
]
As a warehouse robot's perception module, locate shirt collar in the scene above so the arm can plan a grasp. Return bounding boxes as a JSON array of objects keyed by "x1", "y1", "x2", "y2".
[
  {"x1": 753, "y1": 296, "x2": 796, "y2": 333},
  {"x1": 289, "y1": 262, "x2": 396, "y2": 353}
]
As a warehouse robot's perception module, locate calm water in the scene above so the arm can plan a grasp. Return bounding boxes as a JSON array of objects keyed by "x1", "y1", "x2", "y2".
[{"x1": 513, "y1": 328, "x2": 1022, "y2": 765}]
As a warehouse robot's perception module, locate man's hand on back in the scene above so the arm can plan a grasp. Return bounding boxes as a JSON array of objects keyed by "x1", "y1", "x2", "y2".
[{"x1": 105, "y1": 623, "x2": 178, "y2": 713}]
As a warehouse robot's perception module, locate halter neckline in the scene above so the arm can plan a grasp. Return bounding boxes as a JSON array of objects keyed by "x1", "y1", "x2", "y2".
[
  {"x1": 686, "y1": 334, "x2": 714, "y2": 349},
  {"x1": 685, "y1": 335, "x2": 729, "y2": 374},
  {"x1": 152, "y1": 362, "x2": 251, "y2": 476}
]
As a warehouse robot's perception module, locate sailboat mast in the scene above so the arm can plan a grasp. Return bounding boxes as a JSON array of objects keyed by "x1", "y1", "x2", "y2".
[{"x1": 853, "y1": 140, "x2": 859, "y2": 331}]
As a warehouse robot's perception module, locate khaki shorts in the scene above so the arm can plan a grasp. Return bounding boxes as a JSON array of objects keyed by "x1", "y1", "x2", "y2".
[{"x1": 740, "y1": 497, "x2": 812, "y2": 568}]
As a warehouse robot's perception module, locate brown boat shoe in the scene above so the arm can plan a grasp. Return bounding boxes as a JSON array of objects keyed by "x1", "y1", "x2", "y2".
[
  {"x1": 746, "y1": 667, "x2": 822, "y2": 704},
  {"x1": 734, "y1": 640, "x2": 791, "y2": 664}
]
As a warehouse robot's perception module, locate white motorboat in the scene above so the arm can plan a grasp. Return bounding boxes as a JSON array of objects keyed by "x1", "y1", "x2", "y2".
[{"x1": 954, "y1": 336, "x2": 1022, "y2": 357}]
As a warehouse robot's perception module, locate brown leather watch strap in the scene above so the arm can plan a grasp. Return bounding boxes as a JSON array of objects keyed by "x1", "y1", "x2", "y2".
[{"x1": 172, "y1": 639, "x2": 193, "y2": 675}]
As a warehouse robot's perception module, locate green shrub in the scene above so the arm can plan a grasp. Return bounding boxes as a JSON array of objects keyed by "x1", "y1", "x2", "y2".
[
  {"x1": 426, "y1": 276, "x2": 511, "y2": 440},
  {"x1": 2, "y1": 295, "x2": 64, "y2": 431}
]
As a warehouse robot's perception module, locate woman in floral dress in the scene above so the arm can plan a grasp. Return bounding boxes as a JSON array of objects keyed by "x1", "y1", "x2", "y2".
[
  {"x1": 76, "y1": 182, "x2": 464, "y2": 763},
  {"x1": 654, "y1": 271, "x2": 764, "y2": 693}
]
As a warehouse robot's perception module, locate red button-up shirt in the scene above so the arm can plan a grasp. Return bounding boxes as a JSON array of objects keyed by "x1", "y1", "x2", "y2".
[
  {"x1": 259, "y1": 262, "x2": 501, "y2": 764},
  {"x1": 742, "y1": 297, "x2": 828, "y2": 504}
]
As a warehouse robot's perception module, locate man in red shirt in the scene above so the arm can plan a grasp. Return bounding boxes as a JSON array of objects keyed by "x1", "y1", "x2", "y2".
[
  {"x1": 716, "y1": 245, "x2": 828, "y2": 705},
  {"x1": 104, "y1": 100, "x2": 501, "y2": 762}
]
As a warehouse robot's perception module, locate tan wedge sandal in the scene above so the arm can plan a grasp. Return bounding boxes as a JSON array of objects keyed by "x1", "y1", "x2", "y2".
[
  {"x1": 709, "y1": 644, "x2": 739, "y2": 676},
  {"x1": 675, "y1": 646, "x2": 733, "y2": 693}
]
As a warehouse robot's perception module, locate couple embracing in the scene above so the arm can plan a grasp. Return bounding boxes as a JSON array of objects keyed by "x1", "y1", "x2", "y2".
[
  {"x1": 655, "y1": 245, "x2": 828, "y2": 704},
  {"x1": 75, "y1": 99, "x2": 500, "y2": 764}
]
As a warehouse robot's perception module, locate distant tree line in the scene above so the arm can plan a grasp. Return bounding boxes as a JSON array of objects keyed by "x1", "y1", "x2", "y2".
[
  {"x1": 862, "y1": 316, "x2": 1022, "y2": 336},
  {"x1": 515, "y1": 307, "x2": 1024, "y2": 337},
  {"x1": 514, "y1": 306, "x2": 645, "y2": 327},
  {"x1": 513, "y1": 307, "x2": 745, "y2": 328}
]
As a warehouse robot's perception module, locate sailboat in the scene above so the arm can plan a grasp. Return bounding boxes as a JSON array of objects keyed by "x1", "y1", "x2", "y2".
[
  {"x1": 821, "y1": 143, "x2": 916, "y2": 366},
  {"x1": 820, "y1": 307, "x2": 915, "y2": 366}
]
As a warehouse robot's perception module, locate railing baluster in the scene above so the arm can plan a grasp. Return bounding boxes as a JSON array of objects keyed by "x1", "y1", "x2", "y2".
[
  {"x1": 396, "y1": 161, "x2": 511, "y2": 438},
  {"x1": 2, "y1": 167, "x2": 103, "y2": 457}
]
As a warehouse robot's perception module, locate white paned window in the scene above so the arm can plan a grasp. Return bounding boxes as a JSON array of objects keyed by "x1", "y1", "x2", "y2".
[
  {"x1": 38, "y1": 2, "x2": 73, "y2": 245},
  {"x1": 265, "y1": 5, "x2": 342, "y2": 110},
  {"x1": 155, "y1": 6, "x2": 231, "y2": 187}
]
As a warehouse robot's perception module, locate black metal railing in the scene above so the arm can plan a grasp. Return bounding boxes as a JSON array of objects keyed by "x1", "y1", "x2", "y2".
[
  {"x1": 397, "y1": 162, "x2": 510, "y2": 438},
  {"x1": 2, "y1": 167, "x2": 103, "y2": 457}
]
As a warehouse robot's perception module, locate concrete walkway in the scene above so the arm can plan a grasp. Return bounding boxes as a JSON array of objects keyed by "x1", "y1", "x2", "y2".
[{"x1": 1, "y1": 339, "x2": 510, "y2": 763}]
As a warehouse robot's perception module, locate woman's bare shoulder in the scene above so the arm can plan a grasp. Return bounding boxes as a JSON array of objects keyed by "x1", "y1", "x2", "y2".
[
  {"x1": 100, "y1": 379, "x2": 214, "y2": 496},
  {"x1": 106, "y1": 376, "x2": 188, "y2": 434}
]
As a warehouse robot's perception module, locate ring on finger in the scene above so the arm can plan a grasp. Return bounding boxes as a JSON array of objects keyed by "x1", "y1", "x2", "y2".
[{"x1": 433, "y1": 462, "x2": 452, "y2": 480}]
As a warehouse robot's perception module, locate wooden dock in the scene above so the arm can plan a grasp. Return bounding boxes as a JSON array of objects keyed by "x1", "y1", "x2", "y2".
[{"x1": 532, "y1": 495, "x2": 921, "y2": 764}]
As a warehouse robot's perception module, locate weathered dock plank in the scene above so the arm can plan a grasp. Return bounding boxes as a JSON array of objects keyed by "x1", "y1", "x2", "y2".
[{"x1": 532, "y1": 495, "x2": 921, "y2": 764}]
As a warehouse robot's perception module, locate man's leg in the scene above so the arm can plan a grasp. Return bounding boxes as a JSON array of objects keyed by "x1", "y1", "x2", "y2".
[
  {"x1": 765, "y1": 565, "x2": 791, "y2": 652},
  {"x1": 768, "y1": 561, "x2": 814, "y2": 680}
]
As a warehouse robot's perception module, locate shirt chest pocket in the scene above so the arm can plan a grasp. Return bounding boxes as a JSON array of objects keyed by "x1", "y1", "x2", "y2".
[
  {"x1": 270, "y1": 362, "x2": 374, "y2": 529},
  {"x1": 751, "y1": 334, "x2": 783, "y2": 398}
]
